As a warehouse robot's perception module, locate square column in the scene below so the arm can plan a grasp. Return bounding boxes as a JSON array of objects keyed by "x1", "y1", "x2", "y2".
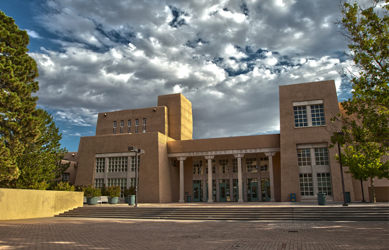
[
  {"x1": 205, "y1": 155, "x2": 215, "y2": 203},
  {"x1": 265, "y1": 152, "x2": 276, "y2": 202},
  {"x1": 234, "y1": 154, "x2": 244, "y2": 203},
  {"x1": 177, "y1": 157, "x2": 187, "y2": 203}
]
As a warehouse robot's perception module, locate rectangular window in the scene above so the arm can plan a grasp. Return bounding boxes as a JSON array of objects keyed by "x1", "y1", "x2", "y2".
[
  {"x1": 299, "y1": 173, "x2": 313, "y2": 196},
  {"x1": 135, "y1": 119, "x2": 138, "y2": 133},
  {"x1": 113, "y1": 121, "x2": 117, "y2": 134},
  {"x1": 193, "y1": 160, "x2": 203, "y2": 175},
  {"x1": 219, "y1": 159, "x2": 229, "y2": 173},
  {"x1": 232, "y1": 159, "x2": 243, "y2": 173},
  {"x1": 293, "y1": 102, "x2": 325, "y2": 128},
  {"x1": 62, "y1": 173, "x2": 70, "y2": 182},
  {"x1": 294, "y1": 106, "x2": 308, "y2": 127},
  {"x1": 317, "y1": 173, "x2": 332, "y2": 195},
  {"x1": 95, "y1": 158, "x2": 105, "y2": 173},
  {"x1": 143, "y1": 118, "x2": 146, "y2": 133},
  {"x1": 297, "y1": 149, "x2": 311, "y2": 166},
  {"x1": 246, "y1": 158, "x2": 258, "y2": 173},
  {"x1": 315, "y1": 148, "x2": 329, "y2": 165},
  {"x1": 108, "y1": 157, "x2": 128, "y2": 172},
  {"x1": 259, "y1": 157, "x2": 269, "y2": 171},
  {"x1": 94, "y1": 178, "x2": 104, "y2": 189},
  {"x1": 130, "y1": 156, "x2": 140, "y2": 172},
  {"x1": 311, "y1": 105, "x2": 325, "y2": 126},
  {"x1": 130, "y1": 178, "x2": 136, "y2": 187},
  {"x1": 107, "y1": 178, "x2": 127, "y2": 198},
  {"x1": 128, "y1": 120, "x2": 131, "y2": 133},
  {"x1": 120, "y1": 120, "x2": 124, "y2": 133}
]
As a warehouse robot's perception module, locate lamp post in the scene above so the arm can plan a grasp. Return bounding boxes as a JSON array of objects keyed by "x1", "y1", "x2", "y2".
[
  {"x1": 128, "y1": 147, "x2": 145, "y2": 207},
  {"x1": 336, "y1": 132, "x2": 348, "y2": 207}
]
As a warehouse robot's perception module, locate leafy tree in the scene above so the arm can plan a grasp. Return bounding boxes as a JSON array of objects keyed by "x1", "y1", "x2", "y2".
[
  {"x1": 0, "y1": 110, "x2": 69, "y2": 189},
  {"x1": 0, "y1": 11, "x2": 41, "y2": 182},
  {"x1": 331, "y1": 0, "x2": 389, "y2": 202}
]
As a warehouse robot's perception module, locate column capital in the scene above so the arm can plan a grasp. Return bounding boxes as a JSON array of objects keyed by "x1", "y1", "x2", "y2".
[
  {"x1": 234, "y1": 153, "x2": 245, "y2": 158},
  {"x1": 204, "y1": 155, "x2": 214, "y2": 160},
  {"x1": 177, "y1": 157, "x2": 187, "y2": 161},
  {"x1": 265, "y1": 152, "x2": 276, "y2": 157}
]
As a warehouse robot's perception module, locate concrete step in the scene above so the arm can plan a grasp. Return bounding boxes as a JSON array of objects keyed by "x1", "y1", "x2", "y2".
[{"x1": 56, "y1": 206, "x2": 389, "y2": 221}]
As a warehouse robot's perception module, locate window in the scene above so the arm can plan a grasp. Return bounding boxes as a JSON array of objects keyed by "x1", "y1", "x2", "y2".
[
  {"x1": 135, "y1": 119, "x2": 139, "y2": 133},
  {"x1": 128, "y1": 120, "x2": 131, "y2": 133},
  {"x1": 232, "y1": 159, "x2": 243, "y2": 173},
  {"x1": 95, "y1": 158, "x2": 105, "y2": 173},
  {"x1": 294, "y1": 106, "x2": 308, "y2": 127},
  {"x1": 95, "y1": 178, "x2": 104, "y2": 189},
  {"x1": 317, "y1": 173, "x2": 332, "y2": 195},
  {"x1": 299, "y1": 173, "x2": 313, "y2": 196},
  {"x1": 107, "y1": 178, "x2": 127, "y2": 198},
  {"x1": 130, "y1": 178, "x2": 136, "y2": 187},
  {"x1": 311, "y1": 105, "x2": 325, "y2": 126},
  {"x1": 193, "y1": 160, "x2": 203, "y2": 175},
  {"x1": 315, "y1": 148, "x2": 329, "y2": 165},
  {"x1": 143, "y1": 118, "x2": 146, "y2": 133},
  {"x1": 246, "y1": 158, "x2": 258, "y2": 173},
  {"x1": 120, "y1": 120, "x2": 124, "y2": 133},
  {"x1": 130, "y1": 156, "x2": 140, "y2": 172},
  {"x1": 259, "y1": 157, "x2": 268, "y2": 171},
  {"x1": 113, "y1": 121, "x2": 117, "y2": 134},
  {"x1": 108, "y1": 157, "x2": 128, "y2": 172},
  {"x1": 219, "y1": 159, "x2": 229, "y2": 173},
  {"x1": 62, "y1": 173, "x2": 70, "y2": 182},
  {"x1": 297, "y1": 149, "x2": 311, "y2": 166},
  {"x1": 293, "y1": 100, "x2": 325, "y2": 128}
]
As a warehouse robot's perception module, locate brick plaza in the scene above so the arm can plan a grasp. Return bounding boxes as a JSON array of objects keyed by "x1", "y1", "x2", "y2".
[{"x1": 0, "y1": 218, "x2": 388, "y2": 249}]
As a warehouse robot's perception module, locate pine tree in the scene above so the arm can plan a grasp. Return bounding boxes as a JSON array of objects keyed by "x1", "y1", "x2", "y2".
[{"x1": 0, "y1": 11, "x2": 41, "y2": 182}]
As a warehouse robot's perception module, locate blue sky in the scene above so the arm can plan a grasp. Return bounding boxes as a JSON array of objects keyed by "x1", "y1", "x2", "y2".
[{"x1": 1, "y1": 0, "x2": 360, "y2": 152}]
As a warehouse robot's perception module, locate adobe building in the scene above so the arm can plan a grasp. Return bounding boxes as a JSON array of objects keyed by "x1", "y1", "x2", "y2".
[{"x1": 68, "y1": 80, "x2": 388, "y2": 203}]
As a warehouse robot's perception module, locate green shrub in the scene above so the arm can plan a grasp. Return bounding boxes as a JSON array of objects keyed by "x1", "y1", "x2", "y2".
[
  {"x1": 53, "y1": 181, "x2": 75, "y2": 191},
  {"x1": 83, "y1": 184, "x2": 101, "y2": 197},
  {"x1": 107, "y1": 186, "x2": 121, "y2": 197},
  {"x1": 129, "y1": 186, "x2": 136, "y2": 196}
]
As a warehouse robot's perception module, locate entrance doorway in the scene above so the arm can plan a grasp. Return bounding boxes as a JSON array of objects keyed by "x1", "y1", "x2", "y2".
[
  {"x1": 247, "y1": 178, "x2": 259, "y2": 202},
  {"x1": 193, "y1": 180, "x2": 202, "y2": 202},
  {"x1": 232, "y1": 179, "x2": 244, "y2": 201},
  {"x1": 261, "y1": 178, "x2": 271, "y2": 201},
  {"x1": 219, "y1": 179, "x2": 230, "y2": 202}
]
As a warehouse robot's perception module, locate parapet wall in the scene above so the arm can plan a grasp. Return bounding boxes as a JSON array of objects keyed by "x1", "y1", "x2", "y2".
[{"x1": 0, "y1": 188, "x2": 83, "y2": 220}]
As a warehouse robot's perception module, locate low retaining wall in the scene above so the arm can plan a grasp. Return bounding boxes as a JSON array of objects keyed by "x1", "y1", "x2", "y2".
[{"x1": 0, "y1": 188, "x2": 84, "y2": 220}]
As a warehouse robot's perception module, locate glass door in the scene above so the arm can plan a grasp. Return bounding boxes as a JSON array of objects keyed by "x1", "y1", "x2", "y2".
[
  {"x1": 261, "y1": 178, "x2": 270, "y2": 201},
  {"x1": 193, "y1": 182, "x2": 202, "y2": 202},
  {"x1": 219, "y1": 183, "x2": 227, "y2": 202},
  {"x1": 247, "y1": 178, "x2": 259, "y2": 202}
]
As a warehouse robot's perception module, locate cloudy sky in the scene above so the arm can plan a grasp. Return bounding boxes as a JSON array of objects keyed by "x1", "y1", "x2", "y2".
[{"x1": 1, "y1": 0, "x2": 362, "y2": 152}]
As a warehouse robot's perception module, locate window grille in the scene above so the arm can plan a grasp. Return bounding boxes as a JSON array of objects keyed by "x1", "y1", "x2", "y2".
[
  {"x1": 108, "y1": 157, "x2": 128, "y2": 172},
  {"x1": 95, "y1": 158, "x2": 105, "y2": 173},
  {"x1": 299, "y1": 173, "x2": 313, "y2": 196},
  {"x1": 317, "y1": 173, "x2": 332, "y2": 195}
]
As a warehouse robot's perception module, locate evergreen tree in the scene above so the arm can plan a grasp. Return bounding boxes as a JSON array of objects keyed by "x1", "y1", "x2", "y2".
[
  {"x1": 0, "y1": 11, "x2": 41, "y2": 182},
  {"x1": 4, "y1": 110, "x2": 69, "y2": 189}
]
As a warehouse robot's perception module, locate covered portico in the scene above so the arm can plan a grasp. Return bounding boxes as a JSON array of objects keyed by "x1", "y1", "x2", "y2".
[{"x1": 169, "y1": 147, "x2": 280, "y2": 203}]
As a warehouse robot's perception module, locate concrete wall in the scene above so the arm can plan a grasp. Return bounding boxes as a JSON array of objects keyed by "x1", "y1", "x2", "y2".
[
  {"x1": 368, "y1": 186, "x2": 389, "y2": 202},
  {"x1": 0, "y1": 188, "x2": 83, "y2": 220}
]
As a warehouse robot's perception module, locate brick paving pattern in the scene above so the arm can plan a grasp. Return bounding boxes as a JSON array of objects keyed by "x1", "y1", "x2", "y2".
[{"x1": 0, "y1": 218, "x2": 388, "y2": 249}]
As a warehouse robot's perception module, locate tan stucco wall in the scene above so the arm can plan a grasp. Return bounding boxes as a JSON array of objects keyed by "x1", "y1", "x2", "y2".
[
  {"x1": 279, "y1": 80, "x2": 352, "y2": 202},
  {"x1": 0, "y1": 188, "x2": 83, "y2": 220},
  {"x1": 168, "y1": 134, "x2": 280, "y2": 153},
  {"x1": 95, "y1": 106, "x2": 168, "y2": 136},
  {"x1": 158, "y1": 93, "x2": 193, "y2": 140},
  {"x1": 76, "y1": 132, "x2": 171, "y2": 203},
  {"x1": 368, "y1": 186, "x2": 389, "y2": 202}
]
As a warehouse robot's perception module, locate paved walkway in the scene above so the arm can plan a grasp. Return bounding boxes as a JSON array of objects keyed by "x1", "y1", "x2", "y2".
[{"x1": 0, "y1": 217, "x2": 388, "y2": 249}]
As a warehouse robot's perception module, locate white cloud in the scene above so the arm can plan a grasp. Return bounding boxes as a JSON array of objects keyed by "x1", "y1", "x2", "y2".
[{"x1": 26, "y1": 29, "x2": 41, "y2": 39}]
